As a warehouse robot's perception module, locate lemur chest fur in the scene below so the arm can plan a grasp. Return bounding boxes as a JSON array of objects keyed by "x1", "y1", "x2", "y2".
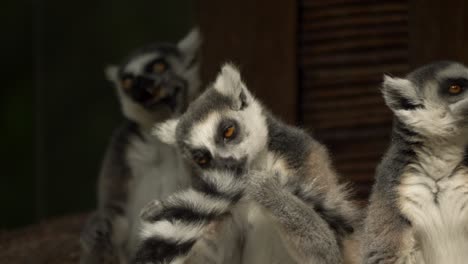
[
  {"x1": 398, "y1": 142, "x2": 468, "y2": 263},
  {"x1": 126, "y1": 133, "x2": 191, "y2": 252}
]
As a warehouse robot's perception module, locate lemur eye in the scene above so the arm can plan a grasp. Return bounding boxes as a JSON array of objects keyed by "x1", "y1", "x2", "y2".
[
  {"x1": 121, "y1": 76, "x2": 133, "y2": 91},
  {"x1": 223, "y1": 125, "x2": 236, "y2": 139},
  {"x1": 448, "y1": 84, "x2": 463, "y2": 95},
  {"x1": 153, "y1": 62, "x2": 167, "y2": 73}
]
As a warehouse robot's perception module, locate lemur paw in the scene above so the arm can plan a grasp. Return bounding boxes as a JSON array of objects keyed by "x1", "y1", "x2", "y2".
[
  {"x1": 197, "y1": 169, "x2": 246, "y2": 200},
  {"x1": 140, "y1": 200, "x2": 164, "y2": 222},
  {"x1": 80, "y1": 212, "x2": 119, "y2": 264},
  {"x1": 134, "y1": 187, "x2": 237, "y2": 264}
]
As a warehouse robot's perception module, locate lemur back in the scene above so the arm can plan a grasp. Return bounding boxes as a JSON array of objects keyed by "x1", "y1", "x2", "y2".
[
  {"x1": 133, "y1": 64, "x2": 361, "y2": 264},
  {"x1": 362, "y1": 61, "x2": 468, "y2": 264},
  {"x1": 80, "y1": 28, "x2": 202, "y2": 264}
]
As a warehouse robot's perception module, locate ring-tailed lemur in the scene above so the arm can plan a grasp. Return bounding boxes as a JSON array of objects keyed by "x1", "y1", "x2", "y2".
[
  {"x1": 362, "y1": 61, "x2": 468, "y2": 264},
  {"x1": 133, "y1": 64, "x2": 361, "y2": 264},
  {"x1": 80, "y1": 28, "x2": 202, "y2": 264}
]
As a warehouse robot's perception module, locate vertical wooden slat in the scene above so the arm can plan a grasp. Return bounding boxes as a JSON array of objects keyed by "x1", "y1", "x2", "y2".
[
  {"x1": 409, "y1": 0, "x2": 468, "y2": 67},
  {"x1": 197, "y1": 0, "x2": 297, "y2": 124},
  {"x1": 298, "y1": 0, "x2": 410, "y2": 200}
]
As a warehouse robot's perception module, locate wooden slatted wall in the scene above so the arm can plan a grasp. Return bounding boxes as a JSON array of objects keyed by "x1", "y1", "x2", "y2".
[{"x1": 298, "y1": 0, "x2": 409, "y2": 200}]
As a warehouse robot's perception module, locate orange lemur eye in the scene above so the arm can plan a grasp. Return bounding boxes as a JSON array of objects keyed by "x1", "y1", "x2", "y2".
[
  {"x1": 121, "y1": 77, "x2": 133, "y2": 91},
  {"x1": 153, "y1": 62, "x2": 167, "y2": 73},
  {"x1": 448, "y1": 84, "x2": 462, "y2": 95},
  {"x1": 224, "y1": 125, "x2": 236, "y2": 139}
]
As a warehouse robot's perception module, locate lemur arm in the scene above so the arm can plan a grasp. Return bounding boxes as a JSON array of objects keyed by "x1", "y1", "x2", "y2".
[
  {"x1": 247, "y1": 143, "x2": 360, "y2": 264},
  {"x1": 361, "y1": 141, "x2": 419, "y2": 264},
  {"x1": 80, "y1": 123, "x2": 133, "y2": 264},
  {"x1": 132, "y1": 171, "x2": 244, "y2": 264},
  {"x1": 361, "y1": 187, "x2": 415, "y2": 264},
  {"x1": 247, "y1": 170, "x2": 345, "y2": 264}
]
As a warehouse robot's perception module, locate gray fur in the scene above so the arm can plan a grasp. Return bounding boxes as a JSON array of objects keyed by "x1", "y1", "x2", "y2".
[
  {"x1": 265, "y1": 114, "x2": 312, "y2": 171},
  {"x1": 176, "y1": 88, "x2": 234, "y2": 146},
  {"x1": 361, "y1": 123, "x2": 415, "y2": 263},
  {"x1": 405, "y1": 60, "x2": 454, "y2": 87},
  {"x1": 138, "y1": 64, "x2": 360, "y2": 264},
  {"x1": 80, "y1": 28, "x2": 202, "y2": 264},
  {"x1": 464, "y1": 147, "x2": 468, "y2": 166},
  {"x1": 362, "y1": 61, "x2": 468, "y2": 263}
]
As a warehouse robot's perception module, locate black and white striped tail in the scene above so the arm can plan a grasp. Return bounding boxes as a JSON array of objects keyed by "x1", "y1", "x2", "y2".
[{"x1": 132, "y1": 170, "x2": 244, "y2": 264}]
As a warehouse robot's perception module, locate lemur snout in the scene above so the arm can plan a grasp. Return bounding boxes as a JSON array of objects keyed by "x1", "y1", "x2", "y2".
[{"x1": 217, "y1": 157, "x2": 246, "y2": 175}]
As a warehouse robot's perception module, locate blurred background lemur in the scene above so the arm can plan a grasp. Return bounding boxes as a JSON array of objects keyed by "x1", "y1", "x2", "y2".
[{"x1": 80, "y1": 28, "x2": 202, "y2": 264}]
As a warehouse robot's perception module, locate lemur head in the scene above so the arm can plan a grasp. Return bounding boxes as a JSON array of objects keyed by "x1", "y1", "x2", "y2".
[
  {"x1": 154, "y1": 64, "x2": 268, "y2": 173},
  {"x1": 106, "y1": 28, "x2": 202, "y2": 126},
  {"x1": 382, "y1": 61, "x2": 468, "y2": 138}
]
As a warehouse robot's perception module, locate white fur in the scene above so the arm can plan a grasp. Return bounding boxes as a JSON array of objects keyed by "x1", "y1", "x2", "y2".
[
  {"x1": 214, "y1": 64, "x2": 244, "y2": 99},
  {"x1": 398, "y1": 138, "x2": 468, "y2": 264},
  {"x1": 153, "y1": 119, "x2": 180, "y2": 145},
  {"x1": 188, "y1": 112, "x2": 222, "y2": 153},
  {"x1": 237, "y1": 99, "x2": 268, "y2": 166},
  {"x1": 382, "y1": 75, "x2": 422, "y2": 108},
  {"x1": 125, "y1": 133, "x2": 192, "y2": 254},
  {"x1": 200, "y1": 170, "x2": 246, "y2": 196},
  {"x1": 140, "y1": 220, "x2": 207, "y2": 243},
  {"x1": 167, "y1": 188, "x2": 232, "y2": 215},
  {"x1": 395, "y1": 104, "x2": 459, "y2": 138}
]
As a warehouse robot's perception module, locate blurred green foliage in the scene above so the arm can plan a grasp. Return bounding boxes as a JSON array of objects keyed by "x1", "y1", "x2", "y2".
[{"x1": 1, "y1": 0, "x2": 194, "y2": 229}]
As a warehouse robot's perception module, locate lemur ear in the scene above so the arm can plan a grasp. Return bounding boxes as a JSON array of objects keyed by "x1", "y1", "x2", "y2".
[
  {"x1": 381, "y1": 75, "x2": 421, "y2": 111},
  {"x1": 214, "y1": 63, "x2": 250, "y2": 110},
  {"x1": 105, "y1": 65, "x2": 119, "y2": 84},
  {"x1": 178, "y1": 27, "x2": 202, "y2": 67},
  {"x1": 152, "y1": 118, "x2": 179, "y2": 145}
]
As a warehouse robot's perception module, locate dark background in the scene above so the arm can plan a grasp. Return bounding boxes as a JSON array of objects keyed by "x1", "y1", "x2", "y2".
[
  {"x1": 2, "y1": 0, "x2": 195, "y2": 229},
  {"x1": 2, "y1": 0, "x2": 468, "y2": 230}
]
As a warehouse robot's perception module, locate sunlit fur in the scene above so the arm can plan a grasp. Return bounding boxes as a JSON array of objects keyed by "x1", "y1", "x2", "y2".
[
  {"x1": 362, "y1": 61, "x2": 468, "y2": 264},
  {"x1": 136, "y1": 64, "x2": 361, "y2": 264}
]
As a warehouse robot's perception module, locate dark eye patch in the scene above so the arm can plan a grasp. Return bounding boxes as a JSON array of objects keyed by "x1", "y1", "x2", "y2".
[
  {"x1": 217, "y1": 119, "x2": 240, "y2": 144},
  {"x1": 440, "y1": 78, "x2": 467, "y2": 96},
  {"x1": 191, "y1": 149, "x2": 212, "y2": 169},
  {"x1": 385, "y1": 88, "x2": 422, "y2": 110},
  {"x1": 120, "y1": 73, "x2": 135, "y2": 91}
]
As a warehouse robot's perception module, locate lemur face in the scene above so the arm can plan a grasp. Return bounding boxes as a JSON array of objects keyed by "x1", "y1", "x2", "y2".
[
  {"x1": 382, "y1": 61, "x2": 468, "y2": 138},
  {"x1": 155, "y1": 64, "x2": 268, "y2": 173},
  {"x1": 106, "y1": 28, "x2": 201, "y2": 121},
  {"x1": 118, "y1": 50, "x2": 189, "y2": 111}
]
